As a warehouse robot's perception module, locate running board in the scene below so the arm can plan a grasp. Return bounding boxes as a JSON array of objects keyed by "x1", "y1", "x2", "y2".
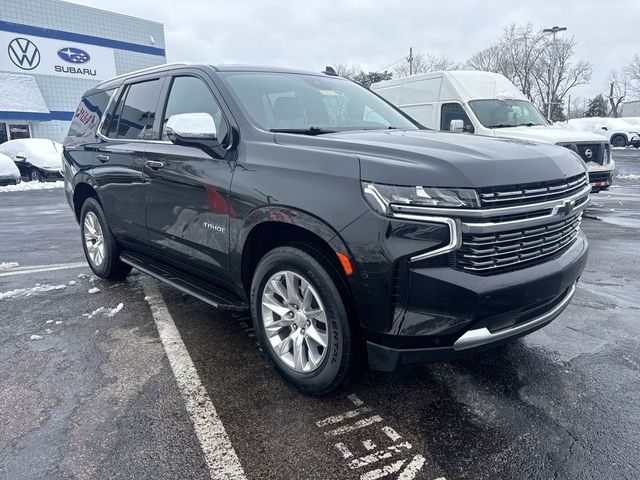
[{"x1": 120, "y1": 251, "x2": 248, "y2": 312}]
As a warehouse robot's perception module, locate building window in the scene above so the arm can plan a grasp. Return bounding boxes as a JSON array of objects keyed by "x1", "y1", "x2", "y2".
[{"x1": 8, "y1": 124, "x2": 31, "y2": 140}]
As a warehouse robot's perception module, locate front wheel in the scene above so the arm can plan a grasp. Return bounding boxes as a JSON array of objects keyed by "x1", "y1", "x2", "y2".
[
  {"x1": 611, "y1": 135, "x2": 627, "y2": 148},
  {"x1": 251, "y1": 246, "x2": 354, "y2": 395},
  {"x1": 29, "y1": 168, "x2": 43, "y2": 182},
  {"x1": 80, "y1": 197, "x2": 132, "y2": 280}
]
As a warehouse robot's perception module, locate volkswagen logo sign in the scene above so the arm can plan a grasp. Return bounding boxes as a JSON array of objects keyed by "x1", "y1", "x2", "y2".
[
  {"x1": 57, "y1": 47, "x2": 90, "y2": 64},
  {"x1": 7, "y1": 37, "x2": 40, "y2": 70},
  {"x1": 584, "y1": 148, "x2": 593, "y2": 160}
]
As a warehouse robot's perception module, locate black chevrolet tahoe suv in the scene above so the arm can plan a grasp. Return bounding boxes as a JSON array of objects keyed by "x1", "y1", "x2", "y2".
[{"x1": 63, "y1": 64, "x2": 590, "y2": 394}]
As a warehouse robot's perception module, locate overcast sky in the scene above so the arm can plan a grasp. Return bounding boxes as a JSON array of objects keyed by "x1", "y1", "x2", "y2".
[{"x1": 70, "y1": 0, "x2": 640, "y2": 101}]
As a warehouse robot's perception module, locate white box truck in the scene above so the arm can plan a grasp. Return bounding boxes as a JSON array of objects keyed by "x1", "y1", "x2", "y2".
[{"x1": 372, "y1": 71, "x2": 615, "y2": 192}]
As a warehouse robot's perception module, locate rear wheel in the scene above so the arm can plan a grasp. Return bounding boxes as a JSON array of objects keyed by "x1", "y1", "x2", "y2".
[
  {"x1": 29, "y1": 168, "x2": 43, "y2": 182},
  {"x1": 80, "y1": 197, "x2": 132, "y2": 280},
  {"x1": 251, "y1": 246, "x2": 353, "y2": 395},
  {"x1": 611, "y1": 135, "x2": 627, "y2": 148}
]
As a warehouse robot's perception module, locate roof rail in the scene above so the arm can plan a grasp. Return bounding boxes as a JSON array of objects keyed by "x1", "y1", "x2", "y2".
[{"x1": 96, "y1": 62, "x2": 191, "y2": 87}]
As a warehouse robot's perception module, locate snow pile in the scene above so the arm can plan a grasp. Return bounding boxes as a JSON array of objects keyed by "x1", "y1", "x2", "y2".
[
  {"x1": 88, "y1": 287, "x2": 100, "y2": 294},
  {"x1": 0, "y1": 262, "x2": 19, "y2": 270},
  {"x1": 616, "y1": 174, "x2": 640, "y2": 180},
  {"x1": 0, "y1": 138, "x2": 63, "y2": 170},
  {"x1": 0, "y1": 283, "x2": 66, "y2": 301},
  {"x1": 0, "y1": 180, "x2": 64, "y2": 193},
  {"x1": 0, "y1": 153, "x2": 20, "y2": 177},
  {"x1": 0, "y1": 73, "x2": 49, "y2": 113},
  {"x1": 84, "y1": 303, "x2": 124, "y2": 319},
  {"x1": 30, "y1": 334, "x2": 44, "y2": 341}
]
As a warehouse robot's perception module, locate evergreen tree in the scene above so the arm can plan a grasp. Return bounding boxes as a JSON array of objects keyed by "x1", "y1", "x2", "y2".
[{"x1": 585, "y1": 94, "x2": 608, "y2": 117}]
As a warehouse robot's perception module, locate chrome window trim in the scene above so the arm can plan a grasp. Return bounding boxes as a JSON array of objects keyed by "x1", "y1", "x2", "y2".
[
  {"x1": 453, "y1": 283, "x2": 576, "y2": 350},
  {"x1": 390, "y1": 213, "x2": 461, "y2": 262}
]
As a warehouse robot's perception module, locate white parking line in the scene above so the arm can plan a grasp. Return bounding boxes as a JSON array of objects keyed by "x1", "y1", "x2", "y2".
[
  {"x1": 0, "y1": 262, "x2": 88, "y2": 278},
  {"x1": 143, "y1": 281, "x2": 246, "y2": 480}
]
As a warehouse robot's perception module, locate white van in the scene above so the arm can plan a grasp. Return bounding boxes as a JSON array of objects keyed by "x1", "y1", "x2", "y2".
[{"x1": 372, "y1": 71, "x2": 615, "y2": 192}]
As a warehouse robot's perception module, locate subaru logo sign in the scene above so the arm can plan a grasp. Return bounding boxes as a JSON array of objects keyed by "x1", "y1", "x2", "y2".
[
  {"x1": 8, "y1": 37, "x2": 41, "y2": 70},
  {"x1": 57, "y1": 47, "x2": 90, "y2": 64},
  {"x1": 584, "y1": 148, "x2": 593, "y2": 160}
]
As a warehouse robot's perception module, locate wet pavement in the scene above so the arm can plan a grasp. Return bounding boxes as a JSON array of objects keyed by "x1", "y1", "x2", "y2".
[{"x1": 1, "y1": 150, "x2": 639, "y2": 480}]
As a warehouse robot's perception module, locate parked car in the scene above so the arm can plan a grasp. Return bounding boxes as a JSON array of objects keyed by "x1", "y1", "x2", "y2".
[
  {"x1": 64, "y1": 64, "x2": 589, "y2": 394},
  {"x1": 0, "y1": 138, "x2": 64, "y2": 182},
  {"x1": 568, "y1": 117, "x2": 640, "y2": 148},
  {"x1": 371, "y1": 71, "x2": 615, "y2": 192},
  {"x1": 620, "y1": 117, "x2": 640, "y2": 129},
  {"x1": 0, "y1": 152, "x2": 21, "y2": 186}
]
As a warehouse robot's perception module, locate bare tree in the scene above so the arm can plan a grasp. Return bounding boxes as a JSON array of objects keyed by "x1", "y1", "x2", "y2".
[
  {"x1": 467, "y1": 24, "x2": 592, "y2": 120},
  {"x1": 607, "y1": 70, "x2": 628, "y2": 117},
  {"x1": 393, "y1": 52, "x2": 459, "y2": 78},
  {"x1": 531, "y1": 36, "x2": 592, "y2": 120},
  {"x1": 567, "y1": 96, "x2": 587, "y2": 119},
  {"x1": 333, "y1": 63, "x2": 360, "y2": 80},
  {"x1": 627, "y1": 54, "x2": 640, "y2": 97}
]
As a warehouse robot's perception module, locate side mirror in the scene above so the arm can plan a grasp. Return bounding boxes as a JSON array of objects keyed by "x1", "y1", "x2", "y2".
[
  {"x1": 449, "y1": 119, "x2": 464, "y2": 133},
  {"x1": 165, "y1": 113, "x2": 219, "y2": 148},
  {"x1": 15, "y1": 154, "x2": 27, "y2": 162}
]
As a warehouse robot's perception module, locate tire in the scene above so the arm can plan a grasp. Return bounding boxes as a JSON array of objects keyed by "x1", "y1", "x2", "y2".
[
  {"x1": 79, "y1": 197, "x2": 132, "y2": 280},
  {"x1": 611, "y1": 135, "x2": 627, "y2": 148},
  {"x1": 29, "y1": 168, "x2": 43, "y2": 182},
  {"x1": 250, "y1": 246, "x2": 354, "y2": 395}
]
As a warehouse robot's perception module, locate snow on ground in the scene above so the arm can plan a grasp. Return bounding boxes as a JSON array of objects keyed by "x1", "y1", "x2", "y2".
[
  {"x1": 84, "y1": 303, "x2": 124, "y2": 319},
  {"x1": 0, "y1": 283, "x2": 66, "y2": 301},
  {"x1": 0, "y1": 180, "x2": 64, "y2": 193},
  {"x1": 88, "y1": 287, "x2": 101, "y2": 294},
  {"x1": 0, "y1": 262, "x2": 19, "y2": 270},
  {"x1": 616, "y1": 174, "x2": 640, "y2": 180}
]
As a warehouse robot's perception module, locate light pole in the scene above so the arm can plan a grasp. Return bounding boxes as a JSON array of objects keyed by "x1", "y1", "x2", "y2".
[{"x1": 543, "y1": 26, "x2": 567, "y2": 121}]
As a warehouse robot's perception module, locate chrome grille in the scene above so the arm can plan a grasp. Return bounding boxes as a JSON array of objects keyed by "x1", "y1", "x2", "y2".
[
  {"x1": 454, "y1": 213, "x2": 582, "y2": 274},
  {"x1": 558, "y1": 142, "x2": 609, "y2": 166},
  {"x1": 478, "y1": 173, "x2": 588, "y2": 208}
]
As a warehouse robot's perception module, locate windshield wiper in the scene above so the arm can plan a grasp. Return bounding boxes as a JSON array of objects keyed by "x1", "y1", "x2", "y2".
[
  {"x1": 486, "y1": 123, "x2": 516, "y2": 129},
  {"x1": 516, "y1": 122, "x2": 543, "y2": 127},
  {"x1": 269, "y1": 127, "x2": 336, "y2": 135}
]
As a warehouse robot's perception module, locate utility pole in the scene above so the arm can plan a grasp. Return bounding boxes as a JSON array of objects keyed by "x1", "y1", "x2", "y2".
[
  {"x1": 408, "y1": 47, "x2": 414, "y2": 76},
  {"x1": 543, "y1": 26, "x2": 567, "y2": 121},
  {"x1": 567, "y1": 94, "x2": 571, "y2": 120}
]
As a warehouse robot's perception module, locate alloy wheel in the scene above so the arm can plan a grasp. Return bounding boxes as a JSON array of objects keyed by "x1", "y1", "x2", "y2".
[
  {"x1": 261, "y1": 270, "x2": 329, "y2": 373},
  {"x1": 83, "y1": 211, "x2": 105, "y2": 267}
]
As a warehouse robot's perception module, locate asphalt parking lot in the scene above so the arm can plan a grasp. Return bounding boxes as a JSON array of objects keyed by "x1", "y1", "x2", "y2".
[{"x1": 1, "y1": 150, "x2": 639, "y2": 480}]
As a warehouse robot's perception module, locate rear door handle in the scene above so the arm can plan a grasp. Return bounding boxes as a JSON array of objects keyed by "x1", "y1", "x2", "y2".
[
  {"x1": 96, "y1": 154, "x2": 110, "y2": 163},
  {"x1": 145, "y1": 160, "x2": 165, "y2": 170}
]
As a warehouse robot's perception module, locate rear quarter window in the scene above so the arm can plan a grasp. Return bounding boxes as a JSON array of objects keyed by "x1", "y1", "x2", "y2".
[{"x1": 65, "y1": 89, "x2": 115, "y2": 145}]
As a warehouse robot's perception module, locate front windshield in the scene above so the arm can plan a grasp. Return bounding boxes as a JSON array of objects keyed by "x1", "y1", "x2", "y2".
[
  {"x1": 469, "y1": 99, "x2": 548, "y2": 129},
  {"x1": 221, "y1": 72, "x2": 418, "y2": 133}
]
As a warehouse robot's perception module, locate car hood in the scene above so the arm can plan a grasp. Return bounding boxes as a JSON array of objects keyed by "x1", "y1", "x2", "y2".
[
  {"x1": 273, "y1": 129, "x2": 587, "y2": 188},
  {"x1": 493, "y1": 125, "x2": 608, "y2": 144},
  {"x1": 0, "y1": 154, "x2": 20, "y2": 178}
]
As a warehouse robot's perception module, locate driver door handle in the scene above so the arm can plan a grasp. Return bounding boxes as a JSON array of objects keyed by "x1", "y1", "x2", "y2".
[
  {"x1": 96, "y1": 154, "x2": 110, "y2": 163},
  {"x1": 145, "y1": 160, "x2": 165, "y2": 170}
]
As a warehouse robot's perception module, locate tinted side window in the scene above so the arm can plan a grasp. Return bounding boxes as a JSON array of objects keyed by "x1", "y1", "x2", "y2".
[
  {"x1": 162, "y1": 76, "x2": 228, "y2": 141},
  {"x1": 67, "y1": 89, "x2": 115, "y2": 143},
  {"x1": 441, "y1": 103, "x2": 474, "y2": 133},
  {"x1": 109, "y1": 79, "x2": 162, "y2": 140}
]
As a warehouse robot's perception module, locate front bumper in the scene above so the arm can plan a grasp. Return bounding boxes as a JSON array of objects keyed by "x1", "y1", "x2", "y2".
[
  {"x1": 0, "y1": 174, "x2": 21, "y2": 186},
  {"x1": 365, "y1": 231, "x2": 588, "y2": 371},
  {"x1": 588, "y1": 169, "x2": 613, "y2": 191}
]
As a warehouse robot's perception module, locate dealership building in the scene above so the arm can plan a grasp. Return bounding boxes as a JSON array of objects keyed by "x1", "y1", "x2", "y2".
[{"x1": 0, "y1": 0, "x2": 166, "y2": 143}]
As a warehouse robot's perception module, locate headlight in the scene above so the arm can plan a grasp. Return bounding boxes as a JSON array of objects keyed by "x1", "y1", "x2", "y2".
[{"x1": 362, "y1": 182, "x2": 480, "y2": 214}]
